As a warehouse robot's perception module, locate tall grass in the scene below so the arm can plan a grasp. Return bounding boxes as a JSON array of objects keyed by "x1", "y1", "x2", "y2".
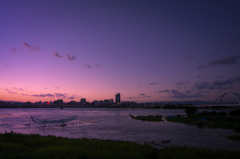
[{"x1": 0, "y1": 132, "x2": 239, "y2": 159}]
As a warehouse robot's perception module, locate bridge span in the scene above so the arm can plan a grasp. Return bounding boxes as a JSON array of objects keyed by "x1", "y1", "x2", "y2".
[{"x1": 210, "y1": 92, "x2": 240, "y2": 107}]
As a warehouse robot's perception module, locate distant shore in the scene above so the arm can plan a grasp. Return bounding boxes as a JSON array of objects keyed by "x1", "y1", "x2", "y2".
[{"x1": 0, "y1": 104, "x2": 238, "y2": 109}]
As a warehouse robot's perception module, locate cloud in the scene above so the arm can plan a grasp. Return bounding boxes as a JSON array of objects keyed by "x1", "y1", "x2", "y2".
[
  {"x1": 158, "y1": 90, "x2": 170, "y2": 93},
  {"x1": 55, "y1": 87, "x2": 59, "y2": 89},
  {"x1": 197, "y1": 64, "x2": 208, "y2": 70},
  {"x1": 23, "y1": 42, "x2": 40, "y2": 53},
  {"x1": 83, "y1": 64, "x2": 92, "y2": 68},
  {"x1": 215, "y1": 75, "x2": 225, "y2": 79},
  {"x1": 8, "y1": 91, "x2": 18, "y2": 94},
  {"x1": 208, "y1": 56, "x2": 240, "y2": 66},
  {"x1": 197, "y1": 56, "x2": 240, "y2": 70},
  {"x1": 193, "y1": 76, "x2": 240, "y2": 91},
  {"x1": 12, "y1": 87, "x2": 24, "y2": 91},
  {"x1": 168, "y1": 89, "x2": 204, "y2": 99},
  {"x1": 9, "y1": 46, "x2": 17, "y2": 53},
  {"x1": 149, "y1": 82, "x2": 158, "y2": 85},
  {"x1": 158, "y1": 89, "x2": 204, "y2": 99},
  {"x1": 5, "y1": 89, "x2": 18, "y2": 94},
  {"x1": 53, "y1": 52, "x2": 62, "y2": 58},
  {"x1": 209, "y1": 52, "x2": 218, "y2": 57},
  {"x1": 186, "y1": 56, "x2": 194, "y2": 60},
  {"x1": 193, "y1": 81, "x2": 214, "y2": 90},
  {"x1": 21, "y1": 94, "x2": 29, "y2": 96},
  {"x1": 185, "y1": 90, "x2": 191, "y2": 94},
  {"x1": 97, "y1": 64, "x2": 101, "y2": 67},
  {"x1": 129, "y1": 97, "x2": 135, "y2": 99},
  {"x1": 176, "y1": 81, "x2": 189, "y2": 87},
  {"x1": 55, "y1": 93, "x2": 66, "y2": 99},
  {"x1": 138, "y1": 94, "x2": 151, "y2": 98},
  {"x1": 67, "y1": 55, "x2": 76, "y2": 61},
  {"x1": 196, "y1": 75, "x2": 202, "y2": 78},
  {"x1": 31, "y1": 94, "x2": 55, "y2": 97},
  {"x1": 67, "y1": 96, "x2": 75, "y2": 99},
  {"x1": 144, "y1": 96, "x2": 151, "y2": 98}
]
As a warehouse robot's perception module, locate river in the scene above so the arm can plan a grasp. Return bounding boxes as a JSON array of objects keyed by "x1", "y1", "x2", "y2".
[{"x1": 0, "y1": 108, "x2": 240, "y2": 150}]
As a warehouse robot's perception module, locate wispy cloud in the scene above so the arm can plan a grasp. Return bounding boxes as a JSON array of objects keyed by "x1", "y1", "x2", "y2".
[
  {"x1": 31, "y1": 94, "x2": 55, "y2": 97},
  {"x1": 149, "y1": 82, "x2": 158, "y2": 85},
  {"x1": 185, "y1": 56, "x2": 194, "y2": 60},
  {"x1": 176, "y1": 81, "x2": 189, "y2": 88},
  {"x1": 5, "y1": 89, "x2": 18, "y2": 94},
  {"x1": 67, "y1": 55, "x2": 76, "y2": 61},
  {"x1": 168, "y1": 90, "x2": 204, "y2": 99},
  {"x1": 55, "y1": 93, "x2": 66, "y2": 99},
  {"x1": 97, "y1": 64, "x2": 101, "y2": 67},
  {"x1": 196, "y1": 75, "x2": 202, "y2": 78},
  {"x1": 12, "y1": 87, "x2": 24, "y2": 91},
  {"x1": 53, "y1": 52, "x2": 62, "y2": 58},
  {"x1": 138, "y1": 94, "x2": 151, "y2": 98},
  {"x1": 158, "y1": 90, "x2": 170, "y2": 93},
  {"x1": 23, "y1": 42, "x2": 40, "y2": 53},
  {"x1": 208, "y1": 56, "x2": 240, "y2": 66},
  {"x1": 193, "y1": 76, "x2": 240, "y2": 91},
  {"x1": 215, "y1": 75, "x2": 225, "y2": 79},
  {"x1": 83, "y1": 64, "x2": 92, "y2": 68},
  {"x1": 9, "y1": 46, "x2": 17, "y2": 53},
  {"x1": 197, "y1": 64, "x2": 208, "y2": 70},
  {"x1": 197, "y1": 56, "x2": 240, "y2": 70},
  {"x1": 158, "y1": 89, "x2": 204, "y2": 99},
  {"x1": 8, "y1": 91, "x2": 18, "y2": 94}
]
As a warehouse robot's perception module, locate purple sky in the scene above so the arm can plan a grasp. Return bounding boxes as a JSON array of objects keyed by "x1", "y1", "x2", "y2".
[{"x1": 1, "y1": 0, "x2": 240, "y2": 103}]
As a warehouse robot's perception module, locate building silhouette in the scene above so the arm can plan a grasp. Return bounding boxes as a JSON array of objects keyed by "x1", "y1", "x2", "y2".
[
  {"x1": 115, "y1": 93, "x2": 120, "y2": 104},
  {"x1": 80, "y1": 98, "x2": 86, "y2": 105}
]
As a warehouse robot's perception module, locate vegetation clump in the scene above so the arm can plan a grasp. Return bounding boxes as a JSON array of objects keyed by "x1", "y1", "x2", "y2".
[
  {"x1": 218, "y1": 112, "x2": 227, "y2": 116},
  {"x1": 229, "y1": 109, "x2": 240, "y2": 116},
  {"x1": 165, "y1": 110, "x2": 240, "y2": 132},
  {"x1": 130, "y1": 114, "x2": 164, "y2": 122},
  {"x1": 0, "y1": 132, "x2": 240, "y2": 159},
  {"x1": 184, "y1": 106, "x2": 198, "y2": 116},
  {"x1": 228, "y1": 135, "x2": 240, "y2": 141}
]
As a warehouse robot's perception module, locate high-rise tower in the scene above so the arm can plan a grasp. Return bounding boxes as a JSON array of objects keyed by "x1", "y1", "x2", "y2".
[{"x1": 115, "y1": 93, "x2": 120, "y2": 104}]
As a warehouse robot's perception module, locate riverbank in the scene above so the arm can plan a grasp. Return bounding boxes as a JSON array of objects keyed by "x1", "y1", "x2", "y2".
[{"x1": 1, "y1": 132, "x2": 240, "y2": 159}]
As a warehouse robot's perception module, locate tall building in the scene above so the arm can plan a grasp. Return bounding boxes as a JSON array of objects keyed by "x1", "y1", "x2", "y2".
[
  {"x1": 115, "y1": 93, "x2": 120, "y2": 104},
  {"x1": 80, "y1": 98, "x2": 86, "y2": 105}
]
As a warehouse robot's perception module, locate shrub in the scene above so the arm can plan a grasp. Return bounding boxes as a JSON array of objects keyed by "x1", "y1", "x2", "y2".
[
  {"x1": 229, "y1": 109, "x2": 240, "y2": 116},
  {"x1": 218, "y1": 112, "x2": 227, "y2": 116},
  {"x1": 184, "y1": 106, "x2": 198, "y2": 116}
]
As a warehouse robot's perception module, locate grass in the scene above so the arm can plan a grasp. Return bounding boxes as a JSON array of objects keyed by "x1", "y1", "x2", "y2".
[
  {"x1": 0, "y1": 131, "x2": 240, "y2": 159},
  {"x1": 228, "y1": 135, "x2": 240, "y2": 142},
  {"x1": 165, "y1": 115, "x2": 240, "y2": 132},
  {"x1": 130, "y1": 114, "x2": 164, "y2": 122}
]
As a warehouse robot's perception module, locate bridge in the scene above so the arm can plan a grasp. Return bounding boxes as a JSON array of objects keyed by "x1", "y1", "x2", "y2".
[{"x1": 210, "y1": 92, "x2": 240, "y2": 107}]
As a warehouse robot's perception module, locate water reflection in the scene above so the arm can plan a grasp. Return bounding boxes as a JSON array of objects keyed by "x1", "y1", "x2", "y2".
[{"x1": 0, "y1": 108, "x2": 239, "y2": 150}]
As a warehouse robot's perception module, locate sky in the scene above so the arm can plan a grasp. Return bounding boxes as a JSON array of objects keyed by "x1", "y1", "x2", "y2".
[{"x1": 0, "y1": 0, "x2": 240, "y2": 103}]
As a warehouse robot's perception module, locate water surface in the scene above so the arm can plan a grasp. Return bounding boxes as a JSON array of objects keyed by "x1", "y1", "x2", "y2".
[{"x1": 0, "y1": 108, "x2": 239, "y2": 150}]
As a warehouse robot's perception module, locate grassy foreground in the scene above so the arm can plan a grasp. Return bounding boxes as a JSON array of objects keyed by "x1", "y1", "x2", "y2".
[
  {"x1": 0, "y1": 132, "x2": 240, "y2": 159},
  {"x1": 165, "y1": 115, "x2": 240, "y2": 132}
]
